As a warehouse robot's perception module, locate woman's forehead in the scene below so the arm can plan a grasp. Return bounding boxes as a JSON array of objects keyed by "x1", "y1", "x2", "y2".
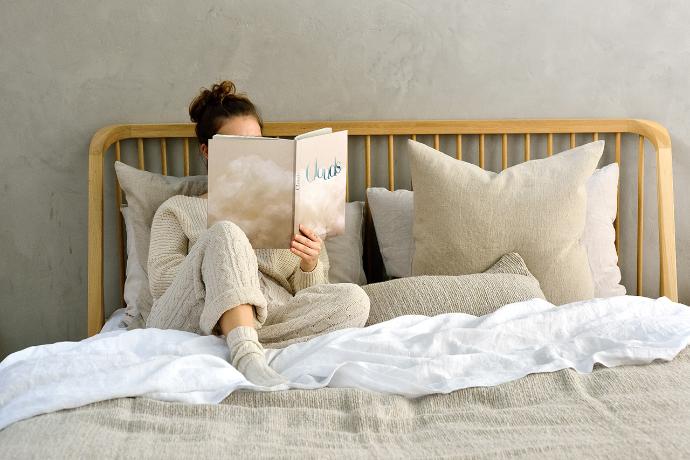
[{"x1": 217, "y1": 116, "x2": 262, "y2": 136}]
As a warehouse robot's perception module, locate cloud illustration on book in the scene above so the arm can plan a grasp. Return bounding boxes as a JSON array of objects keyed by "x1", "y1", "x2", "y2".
[
  {"x1": 297, "y1": 179, "x2": 345, "y2": 238},
  {"x1": 209, "y1": 155, "x2": 293, "y2": 247}
]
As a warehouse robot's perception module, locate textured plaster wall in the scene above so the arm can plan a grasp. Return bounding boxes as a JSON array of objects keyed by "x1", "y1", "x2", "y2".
[{"x1": 1, "y1": 0, "x2": 689, "y2": 357}]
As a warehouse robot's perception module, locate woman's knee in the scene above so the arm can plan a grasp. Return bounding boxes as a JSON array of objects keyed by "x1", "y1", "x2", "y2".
[
  {"x1": 208, "y1": 220, "x2": 245, "y2": 239},
  {"x1": 335, "y1": 283, "x2": 370, "y2": 327},
  {"x1": 206, "y1": 220, "x2": 252, "y2": 249}
]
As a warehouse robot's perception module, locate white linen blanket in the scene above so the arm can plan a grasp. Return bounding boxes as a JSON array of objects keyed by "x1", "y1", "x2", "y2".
[{"x1": 2, "y1": 295, "x2": 690, "y2": 430}]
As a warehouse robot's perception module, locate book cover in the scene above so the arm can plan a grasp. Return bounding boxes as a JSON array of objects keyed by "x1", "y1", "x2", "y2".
[{"x1": 208, "y1": 128, "x2": 348, "y2": 248}]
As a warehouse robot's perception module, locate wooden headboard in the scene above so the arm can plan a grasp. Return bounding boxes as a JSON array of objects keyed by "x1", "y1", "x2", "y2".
[{"x1": 88, "y1": 119, "x2": 677, "y2": 336}]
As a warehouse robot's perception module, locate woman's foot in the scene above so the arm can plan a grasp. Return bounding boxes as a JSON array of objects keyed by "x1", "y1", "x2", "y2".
[{"x1": 225, "y1": 326, "x2": 288, "y2": 387}]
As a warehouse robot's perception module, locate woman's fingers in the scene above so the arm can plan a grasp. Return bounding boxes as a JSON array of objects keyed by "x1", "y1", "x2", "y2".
[
  {"x1": 293, "y1": 233, "x2": 320, "y2": 250},
  {"x1": 299, "y1": 224, "x2": 322, "y2": 243},
  {"x1": 291, "y1": 240, "x2": 317, "y2": 256},
  {"x1": 292, "y1": 224, "x2": 321, "y2": 265},
  {"x1": 290, "y1": 246, "x2": 314, "y2": 261}
]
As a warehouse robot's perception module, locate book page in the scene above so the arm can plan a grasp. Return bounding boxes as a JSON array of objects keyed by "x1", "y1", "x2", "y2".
[
  {"x1": 294, "y1": 127, "x2": 332, "y2": 141},
  {"x1": 208, "y1": 136, "x2": 295, "y2": 248},
  {"x1": 294, "y1": 130, "x2": 348, "y2": 240}
]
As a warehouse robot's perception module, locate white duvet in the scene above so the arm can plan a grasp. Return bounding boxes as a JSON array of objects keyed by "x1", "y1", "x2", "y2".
[{"x1": 1, "y1": 295, "x2": 690, "y2": 431}]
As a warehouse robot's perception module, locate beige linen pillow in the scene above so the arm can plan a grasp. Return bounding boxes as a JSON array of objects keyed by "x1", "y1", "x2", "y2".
[
  {"x1": 363, "y1": 252, "x2": 544, "y2": 325},
  {"x1": 408, "y1": 139, "x2": 604, "y2": 305},
  {"x1": 115, "y1": 161, "x2": 208, "y2": 320}
]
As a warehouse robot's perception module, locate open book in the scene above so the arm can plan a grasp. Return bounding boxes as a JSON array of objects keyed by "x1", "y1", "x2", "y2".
[{"x1": 208, "y1": 128, "x2": 348, "y2": 248}]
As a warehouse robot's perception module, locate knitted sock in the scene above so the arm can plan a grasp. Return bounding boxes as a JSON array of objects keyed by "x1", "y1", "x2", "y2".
[{"x1": 225, "y1": 326, "x2": 288, "y2": 387}]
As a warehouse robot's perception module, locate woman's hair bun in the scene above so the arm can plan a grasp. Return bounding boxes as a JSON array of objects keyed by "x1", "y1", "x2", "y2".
[
  {"x1": 209, "y1": 80, "x2": 237, "y2": 103},
  {"x1": 188, "y1": 80, "x2": 263, "y2": 150},
  {"x1": 189, "y1": 80, "x2": 239, "y2": 123}
]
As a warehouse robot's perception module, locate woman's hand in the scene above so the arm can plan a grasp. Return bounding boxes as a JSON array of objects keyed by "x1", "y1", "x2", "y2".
[{"x1": 291, "y1": 224, "x2": 322, "y2": 272}]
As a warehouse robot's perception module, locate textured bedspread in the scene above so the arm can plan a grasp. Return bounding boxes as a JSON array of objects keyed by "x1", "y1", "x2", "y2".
[{"x1": 2, "y1": 347, "x2": 689, "y2": 459}]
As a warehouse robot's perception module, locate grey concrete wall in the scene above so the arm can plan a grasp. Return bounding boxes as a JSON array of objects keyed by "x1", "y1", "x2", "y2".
[{"x1": 1, "y1": 0, "x2": 689, "y2": 358}]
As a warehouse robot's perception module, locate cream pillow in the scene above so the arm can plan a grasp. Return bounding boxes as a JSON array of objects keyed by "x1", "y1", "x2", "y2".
[
  {"x1": 408, "y1": 139, "x2": 603, "y2": 305},
  {"x1": 583, "y1": 164, "x2": 625, "y2": 297},
  {"x1": 366, "y1": 163, "x2": 625, "y2": 297}
]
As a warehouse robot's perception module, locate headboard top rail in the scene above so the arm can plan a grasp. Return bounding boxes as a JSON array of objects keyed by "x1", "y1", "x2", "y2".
[{"x1": 89, "y1": 119, "x2": 671, "y2": 154}]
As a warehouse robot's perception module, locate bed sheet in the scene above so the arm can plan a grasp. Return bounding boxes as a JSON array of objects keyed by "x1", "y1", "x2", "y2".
[{"x1": 101, "y1": 307, "x2": 129, "y2": 333}]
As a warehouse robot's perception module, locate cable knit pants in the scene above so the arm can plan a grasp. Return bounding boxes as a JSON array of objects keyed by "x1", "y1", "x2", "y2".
[{"x1": 146, "y1": 221, "x2": 370, "y2": 349}]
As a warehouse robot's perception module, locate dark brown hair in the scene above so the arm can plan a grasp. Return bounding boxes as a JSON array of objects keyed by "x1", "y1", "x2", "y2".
[{"x1": 188, "y1": 80, "x2": 264, "y2": 148}]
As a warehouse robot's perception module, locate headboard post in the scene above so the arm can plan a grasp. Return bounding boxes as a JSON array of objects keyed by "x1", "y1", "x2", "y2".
[
  {"x1": 656, "y1": 145, "x2": 678, "y2": 300},
  {"x1": 87, "y1": 128, "x2": 108, "y2": 336}
]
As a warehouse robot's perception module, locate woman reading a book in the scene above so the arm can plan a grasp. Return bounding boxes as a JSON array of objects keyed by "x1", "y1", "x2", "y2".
[{"x1": 145, "y1": 80, "x2": 370, "y2": 387}]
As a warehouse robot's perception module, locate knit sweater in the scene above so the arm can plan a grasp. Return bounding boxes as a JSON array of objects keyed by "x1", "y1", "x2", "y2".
[{"x1": 148, "y1": 195, "x2": 330, "y2": 306}]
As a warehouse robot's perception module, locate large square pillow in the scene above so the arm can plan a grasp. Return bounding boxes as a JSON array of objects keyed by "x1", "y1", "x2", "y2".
[
  {"x1": 363, "y1": 252, "x2": 544, "y2": 325},
  {"x1": 115, "y1": 161, "x2": 209, "y2": 321},
  {"x1": 408, "y1": 139, "x2": 603, "y2": 305},
  {"x1": 366, "y1": 163, "x2": 625, "y2": 298}
]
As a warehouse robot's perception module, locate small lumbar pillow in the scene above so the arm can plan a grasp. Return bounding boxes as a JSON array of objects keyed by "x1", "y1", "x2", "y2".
[
  {"x1": 366, "y1": 162, "x2": 625, "y2": 297},
  {"x1": 408, "y1": 139, "x2": 603, "y2": 305},
  {"x1": 362, "y1": 252, "x2": 544, "y2": 325}
]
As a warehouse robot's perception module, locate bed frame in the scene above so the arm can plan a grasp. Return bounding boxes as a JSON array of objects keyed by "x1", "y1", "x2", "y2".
[{"x1": 87, "y1": 119, "x2": 678, "y2": 336}]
